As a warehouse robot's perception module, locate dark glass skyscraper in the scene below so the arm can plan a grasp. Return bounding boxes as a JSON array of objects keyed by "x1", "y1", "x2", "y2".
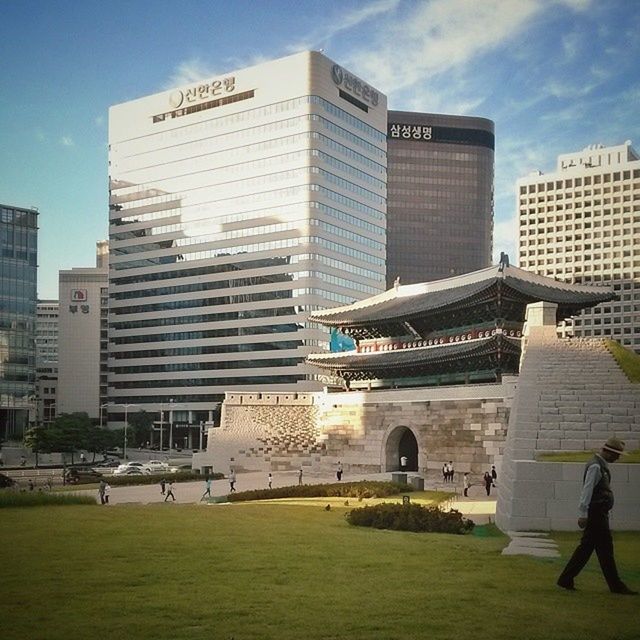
[
  {"x1": 386, "y1": 111, "x2": 494, "y2": 286},
  {"x1": 0, "y1": 204, "x2": 38, "y2": 439}
]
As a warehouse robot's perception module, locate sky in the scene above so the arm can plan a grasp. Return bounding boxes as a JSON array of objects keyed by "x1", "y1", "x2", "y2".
[{"x1": 1, "y1": 0, "x2": 639, "y2": 300}]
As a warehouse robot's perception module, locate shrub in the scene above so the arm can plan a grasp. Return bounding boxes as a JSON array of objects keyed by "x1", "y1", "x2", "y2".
[
  {"x1": 108, "y1": 471, "x2": 223, "y2": 487},
  {"x1": 0, "y1": 490, "x2": 96, "y2": 508},
  {"x1": 227, "y1": 481, "x2": 414, "y2": 502},
  {"x1": 346, "y1": 503, "x2": 474, "y2": 535}
]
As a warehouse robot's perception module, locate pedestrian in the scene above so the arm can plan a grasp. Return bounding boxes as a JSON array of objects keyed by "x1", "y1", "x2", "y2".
[
  {"x1": 160, "y1": 478, "x2": 166, "y2": 495},
  {"x1": 164, "y1": 480, "x2": 175, "y2": 502},
  {"x1": 46, "y1": 477, "x2": 53, "y2": 491},
  {"x1": 336, "y1": 461, "x2": 343, "y2": 482},
  {"x1": 28, "y1": 479, "x2": 34, "y2": 491},
  {"x1": 463, "y1": 472, "x2": 470, "y2": 498},
  {"x1": 201, "y1": 475, "x2": 212, "y2": 501},
  {"x1": 442, "y1": 462, "x2": 448, "y2": 483},
  {"x1": 98, "y1": 479, "x2": 106, "y2": 505},
  {"x1": 268, "y1": 472, "x2": 273, "y2": 489},
  {"x1": 491, "y1": 465, "x2": 497, "y2": 486},
  {"x1": 80, "y1": 452, "x2": 86, "y2": 463},
  {"x1": 298, "y1": 468, "x2": 303, "y2": 486},
  {"x1": 557, "y1": 437, "x2": 638, "y2": 595},
  {"x1": 20, "y1": 455, "x2": 26, "y2": 467},
  {"x1": 400, "y1": 455, "x2": 408, "y2": 472},
  {"x1": 448, "y1": 460, "x2": 455, "y2": 483},
  {"x1": 104, "y1": 482, "x2": 111, "y2": 504},
  {"x1": 483, "y1": 471, "x2": 492, "y2": 496},
  {"x1": 228, "y1": 469, "x2": 236, "y2": 493}
]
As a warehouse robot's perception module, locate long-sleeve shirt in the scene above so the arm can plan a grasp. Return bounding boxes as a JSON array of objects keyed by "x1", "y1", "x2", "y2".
[{"x1": 578, "y1": 455, "x2": 608, "y2": 518}]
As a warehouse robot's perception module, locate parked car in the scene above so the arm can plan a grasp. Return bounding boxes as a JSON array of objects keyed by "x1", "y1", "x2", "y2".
[
  {"x1": 95, "y1": 459, "x2": 120, "y2": 468},
  {"x1": 144, "y1": 460, "x2": 169, "y2": 474},
  {"x1": 114, "y1": 461, "x2": 150, "y2": 476},
  {"x1": 64, "y1": 468, "x2": 104, "y2": 484},
  {"x1": 169, "y1": 463, "x2": 192, "y2": 474}
]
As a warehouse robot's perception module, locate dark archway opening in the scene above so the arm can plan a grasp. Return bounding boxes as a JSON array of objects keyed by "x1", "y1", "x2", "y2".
[{"x1": 398, "y1": 429, "x2": 418, "y2": 472}]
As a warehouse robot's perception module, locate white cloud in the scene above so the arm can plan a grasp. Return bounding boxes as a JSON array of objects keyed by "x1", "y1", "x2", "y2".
[
  {"x1": 493, "y1": 215, "x2": 519, "y2": 264},
  {"x1": 60, "y1": 136, "x2": 74, "y2": 147},
  {"x1": 164, "y1": 57, "x2": 217, "y2": 88},
  {"x1": 95, "y1": 115, "x2": 105, "y2": 127},
  {"x1": 35, "y1": 130, "x2": 46, "y2": 142}
]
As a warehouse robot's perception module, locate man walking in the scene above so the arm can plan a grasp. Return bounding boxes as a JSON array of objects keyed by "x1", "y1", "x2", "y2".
[
  {"x1": 164, "y1": 480, "x2": 176, "y2": 502},
  {"x1": 228, "y1": 469, "x2": 236, "y2": 493},
  {"x1": 557, "y1": 437, "x2": 637, "y2": 595},
  {"x1": 201, "y1": 475, "x2": 212, "y2": 501}
]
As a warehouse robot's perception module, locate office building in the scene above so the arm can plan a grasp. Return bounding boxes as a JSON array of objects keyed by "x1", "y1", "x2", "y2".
[
  {"x1": 108, "y1": 51, "x2": 387, "y2": 430},
  {"x1": 36, "y1": 300, "x2": 59, "y2": 425},
  {"x1": 517, "y1": 141, "x2": 640, "y2": 352},
  {"x1": 57, "y1": 243, "x2": 109, "y2": 419},
  {"x1": 0, "y1": 204, "x2": 38, "y2": 439},
  {"x1": 386, "y1": 111, "x2": 494, "y2": 286}
]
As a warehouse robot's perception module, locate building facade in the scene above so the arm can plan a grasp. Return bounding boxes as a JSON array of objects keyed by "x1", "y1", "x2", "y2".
[
  {"x1": 517, "y1": 141, "x2": 640, "y2": 352},
  {"x1": 36, "y1": 300, "x2": 59, "y2": 426},
  {"x1": 108, "y1": 51, "x2": 387, "y2": 430},
  {"x1": 57, "y1": 245, "x2": 108, "y2": 420},
  {"x1": 0, "y1": 204, "x2": 38, "y2": 440},
  {"x1": 386, "y1": 111, "x2": 494, "y2": 287}
]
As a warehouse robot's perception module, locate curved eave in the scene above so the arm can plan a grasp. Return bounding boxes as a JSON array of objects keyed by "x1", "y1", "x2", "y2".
[{"x1": 306, "y1": 334, "x2": 521, "y2": 372}]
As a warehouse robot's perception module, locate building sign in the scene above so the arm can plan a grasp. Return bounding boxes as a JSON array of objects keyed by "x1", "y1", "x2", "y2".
[
  {"x1": 331, "y1": 64, "x2": 378, "y2": 106},
  {"x1": 169, "y1": 76, "x2": 237, "y2": 109},
  {"x1": 69, "y1": 305, "x2": 90, "y2": 314},
  {"x1": 70, "y1": 289, "x2": 87, "y2": 302},
  {"x1": 388, "y1": 123, "x2": 495, "y2": 150}
]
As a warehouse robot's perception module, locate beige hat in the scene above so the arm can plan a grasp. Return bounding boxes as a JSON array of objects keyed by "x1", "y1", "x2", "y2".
[{"x1": 602, "y1": 436, "x2": 627, "y2": 456}]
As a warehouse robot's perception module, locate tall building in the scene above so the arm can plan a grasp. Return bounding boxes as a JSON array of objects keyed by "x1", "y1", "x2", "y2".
[
  {"x1": 517, "y1": 141, "x2": 640, "y2": 352},
  {"x1": 57, "y1": 243, "x2": 109, "y2": 419},
  {"x1": 36, "y1": 300, "x2": 59, "y2": 426},
  {"x1": 0, "y1": 204, "x2": 38, "y2": 440},
  {"x1": 386, "y1": 112, "x2": 494, "y2": 287},
  {"x1": 108, "y1": 51, "x2": 387, "y2": 431}
]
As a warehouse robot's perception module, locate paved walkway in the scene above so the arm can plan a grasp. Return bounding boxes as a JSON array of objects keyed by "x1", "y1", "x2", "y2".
[{"x1": 72, "y1": 470, "x2": 497, "y2": 523}]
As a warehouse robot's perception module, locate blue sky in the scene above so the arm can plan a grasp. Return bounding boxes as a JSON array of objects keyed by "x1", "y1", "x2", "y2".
[{"x1": 1, "y1": 0, "x2": 638, "y2": 299}]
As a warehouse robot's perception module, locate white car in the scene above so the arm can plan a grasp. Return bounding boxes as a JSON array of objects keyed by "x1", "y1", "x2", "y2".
[
  {"x1": 144, "y1": 460, "x2": 169, "y2": 474},
  {"x1": 114, "y1": 461, "x2": 150, "y2": 475}
]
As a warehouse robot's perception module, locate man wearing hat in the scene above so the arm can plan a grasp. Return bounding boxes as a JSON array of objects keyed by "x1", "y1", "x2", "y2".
[{"x1": 557, "y1": 437, "x2": 637, "y2": 595}]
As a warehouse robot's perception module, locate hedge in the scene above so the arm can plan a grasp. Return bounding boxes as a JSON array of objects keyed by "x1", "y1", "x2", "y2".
[
  {"x1": 108, "y1": 471, "x2": 224, "y2": 487},
  {"x1": 227, "y1": 480, "x2": 414, "y2": 502},
  {"x1": 0, "y1": 490, "x2": 97, "y2": 508},
  {"x1": 346, "y1": 503, "x2": 474, "y2": 534}
]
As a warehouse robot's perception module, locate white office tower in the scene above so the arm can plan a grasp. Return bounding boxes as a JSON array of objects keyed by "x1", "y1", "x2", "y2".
[
  {"x1": 518, "y1": 141, "x2": 640, "y2": 352},
  {"x1": 108, "y1": 51, "x2": 387, "y2": 427},
  {"x1": 36, "y1": 300, "x2": 59, "y2": 425}
]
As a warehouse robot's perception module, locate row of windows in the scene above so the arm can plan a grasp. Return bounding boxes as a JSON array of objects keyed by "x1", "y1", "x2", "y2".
[
  {"x1": 110, "y1": 304, "x2": 324, "y2": 330},
  {"x1": 0, "y1": 208, "x2": 38, "y2": 227},
  {"x1": 315, "y1": 150, "x2": 385, "y2": 191},
  {"x1": 310, "y1": 236, "x2": 384, "y2": 266},
  {"x1": 110, "y1": 375, "x2": 307, "y2": 395},
  {"x1": 111, "y1": 323, "x2": 303, "y2": 345},
  {"x1": 314, "y1": 167, "x2": 385, "y2": 206},
  {"x1": 390, "y1": 149, "x2": 488, "y2": 161},
  {"x1": 520, "y1": 169, "x2": 640, "y2": 193},
  {"x1": 112, "y1": 340, "x2": 307, "y2": 359},
  {"x1": 311, "y1": 219, "x2": 384, "y2": 251},
  {"x1": 111, "y1": 357, "x2": 305, "y2": 375}
]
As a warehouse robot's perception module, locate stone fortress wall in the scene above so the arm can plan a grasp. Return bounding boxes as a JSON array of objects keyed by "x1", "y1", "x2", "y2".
[
  {"x1": 194, "y1": 383, "x2": 515, "y2": 482},
  {"x1": 496, "y1": 302, "x2": 640, "y2": 531}
]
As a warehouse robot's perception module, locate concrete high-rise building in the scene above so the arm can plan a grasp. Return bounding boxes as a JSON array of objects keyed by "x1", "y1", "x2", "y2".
[
  {"x1": 108, "y1": 51, "x2": 387, "y2": 432},
  {"x1": 57, "y1": 243, "x2": 109, "y2": 419},
  {"x1": 36, "y1": 300, "x2": 58, "y2": 426},
  {"x1": 0, "y1": 204, "x2": 38, "y2": 439},
  {"x1": 518, "y1": 141, "x2": 640, "y2": 352},
  {"x1": 386, "y1": 112, "x2": 494, "y2": 286}
]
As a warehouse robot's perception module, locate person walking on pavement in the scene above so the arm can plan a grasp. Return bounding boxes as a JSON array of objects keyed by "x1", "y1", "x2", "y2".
[
  {"x1": 103, "y1": 483, "x2": 111, "y2": 504},
  {"x1": 228, "y1": 469, "x2": 236, "y2": 493},
  {"x1": 201, "y1": 475, "x2": 212, "y2": 501},
  {"x1": 557, "y1": 437, "x2": 637, "y2": 595},
  {"x1": 448, "y1": 461, "x2": 455, "y2": 483},
  {"x1": 336, "y1": 461, "x2": 343, "y2": 481},
  {"x1": 268, "y1": 472, "x2": 273, "y2": 489},
  {"x1": 164, "y1": 480, "x2": 176, "y2": 502},
  {"x1": 491, "y1": 465, "x2": 497, "y2": 486},
  {"x1": 483, "y1": 471, "x2": 493, "y2": 496},
  {"x1": 463, "y1": 472, "x2": 470, "y2": 498},
  {"x1": 160, "y1": 478, "x2": 166, "y2": 495},
  {"x1": 298, "y1": 468, "x2": 303, "y2": 486},
  {"x1": 98, "y1": 479, "x2": 106, "y2": 505}
]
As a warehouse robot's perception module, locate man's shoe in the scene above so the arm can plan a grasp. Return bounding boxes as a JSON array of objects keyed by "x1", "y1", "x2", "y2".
[
  {"x1": 557, "y1": 579, "x2": 576, "y2": 591},
  {"x1": 611, "y1": 585, "x2": 638, "y2": 595}
]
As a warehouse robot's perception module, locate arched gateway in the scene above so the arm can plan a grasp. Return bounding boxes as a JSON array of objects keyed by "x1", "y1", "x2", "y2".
[{"x1": 385, "y1": 426, "x2": 419, "y2": 472}]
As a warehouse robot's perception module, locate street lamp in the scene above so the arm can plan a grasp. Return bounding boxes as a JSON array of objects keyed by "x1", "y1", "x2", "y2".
[
  {"x1": 99, "y1": 403, "x2": 110, "y2": 428},
  {"x1": 168, "y1": 398, "x2": 175, "y2": 452},
  {"x1": 109, "y1": 403, "x2": 138, "y2": 460}
]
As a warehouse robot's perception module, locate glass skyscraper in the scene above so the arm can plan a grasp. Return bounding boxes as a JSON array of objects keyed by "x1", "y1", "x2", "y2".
[
  {"x1": 0, "y1": 204, "x2": 38, "y2": 439},
  {"x1": 108, "y1": 51, "x2": 387, "y2": 428}
]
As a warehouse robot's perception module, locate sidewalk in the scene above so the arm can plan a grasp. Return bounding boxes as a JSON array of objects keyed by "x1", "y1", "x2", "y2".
[{"x1": 72, "y1": 470, "x2": 497, "y2": 522}]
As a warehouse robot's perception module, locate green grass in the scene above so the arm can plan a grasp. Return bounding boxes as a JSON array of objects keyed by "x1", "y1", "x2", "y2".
[
  {"x1": 537, "y1": 451, "x2": 640, "y2": 463},
  {"x1": 606, "y1": 339, "x2": 640, "y2": 382},
  {"x1": 1, "y1": 503, "x2": 639, "y2": 640}
]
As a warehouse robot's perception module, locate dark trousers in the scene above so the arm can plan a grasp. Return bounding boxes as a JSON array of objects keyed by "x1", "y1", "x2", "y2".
[{"x1": 558, "y1": 509, "x2": 622, "y2": 590}]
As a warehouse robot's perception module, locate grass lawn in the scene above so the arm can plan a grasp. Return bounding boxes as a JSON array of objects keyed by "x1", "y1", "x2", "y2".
[{"x1": 1, "y1": 502, "x2": 639, "y2": 640}]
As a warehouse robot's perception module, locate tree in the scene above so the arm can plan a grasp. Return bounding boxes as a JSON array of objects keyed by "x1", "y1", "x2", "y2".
[
  {"x1": 24, "y1": 426, "x2": 54, "y2": 466},
  {"x1": 128, "y1": 410, "x2": 154, "y2": 448},
  {"x1": 48, "y1": 413, "x2": 92, "y2": 464}
]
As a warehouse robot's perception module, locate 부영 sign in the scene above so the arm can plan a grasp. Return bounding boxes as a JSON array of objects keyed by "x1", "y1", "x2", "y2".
[{"x1": 70, "y1": 289, "x2": 87, "y2": 302}]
